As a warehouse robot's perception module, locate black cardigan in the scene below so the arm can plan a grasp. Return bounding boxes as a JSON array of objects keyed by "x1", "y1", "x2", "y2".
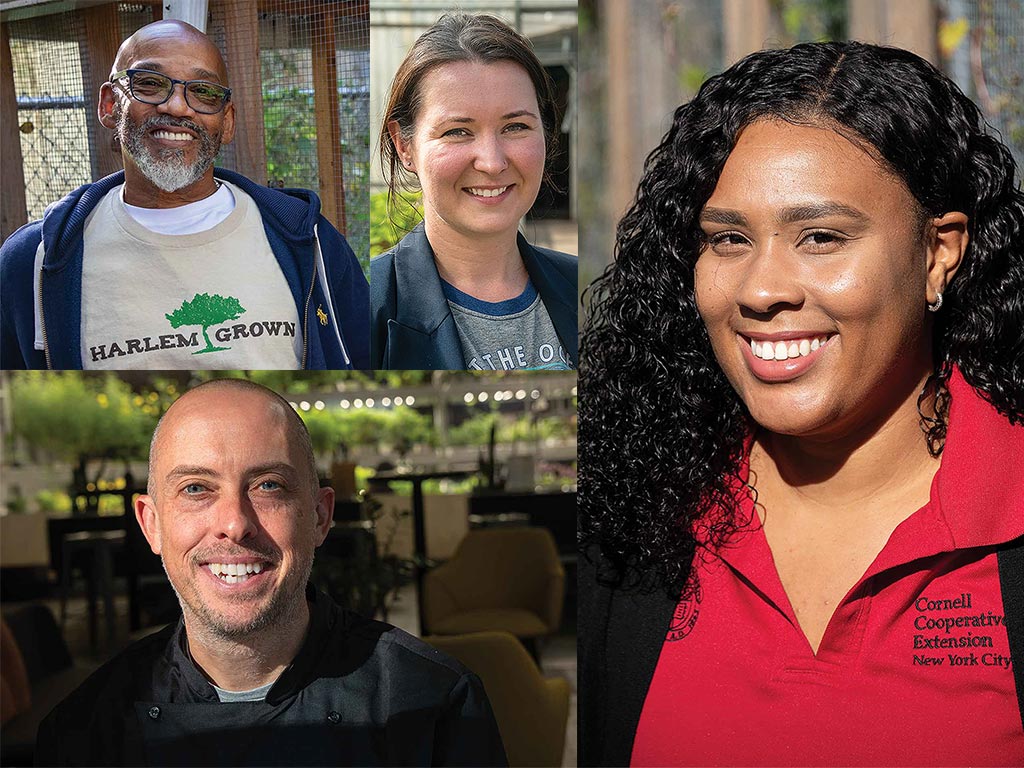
[{"x1": 578, "y1": 537, "x2": 1024, "y2": 767}]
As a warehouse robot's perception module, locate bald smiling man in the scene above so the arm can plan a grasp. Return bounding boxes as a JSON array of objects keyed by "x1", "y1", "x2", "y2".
[
  {"x1": 34, "y1": 380, "x2": 506, "y2": 767},
  {"x1": 0, "y1": 20, "x2": 369, "y2": 370}
]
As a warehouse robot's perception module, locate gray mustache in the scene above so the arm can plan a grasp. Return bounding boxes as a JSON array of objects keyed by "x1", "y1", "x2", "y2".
[{"x1": 142, "y1": 115, "x2": 207, "y2": 136}]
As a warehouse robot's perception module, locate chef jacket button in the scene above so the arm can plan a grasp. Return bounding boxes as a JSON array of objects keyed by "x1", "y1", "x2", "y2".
[
  {"x1": 148, "y1": 706, "x2": 160, "y2": 720},
  {"x1": 327, "y1": 711, "x2": 340, "y2": 724}
]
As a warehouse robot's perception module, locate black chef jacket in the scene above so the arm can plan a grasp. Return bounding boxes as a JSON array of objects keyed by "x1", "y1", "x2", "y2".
[{"x1": 34, "y1": 587, "x2": 507, "y2": 767}]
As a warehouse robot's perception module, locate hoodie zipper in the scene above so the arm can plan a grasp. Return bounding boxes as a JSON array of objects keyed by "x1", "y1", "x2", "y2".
[
  {"x1": 38, "y1": 267, "x2": 52, "y2": 369},
  {"x1": 301, "y1": 254, "x2": 317, "y2": 369},
  {"x1": 310, "y1": 225, "x2": 351, "y2": 367}
]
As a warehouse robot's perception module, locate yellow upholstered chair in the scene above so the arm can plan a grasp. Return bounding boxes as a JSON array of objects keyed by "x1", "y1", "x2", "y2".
[
  {"x1": 422, "y1": 527, "x2": 564, "y2": 644},
  {"x1": 427, "y1": 631, "x2": 571, "y2": 767}
]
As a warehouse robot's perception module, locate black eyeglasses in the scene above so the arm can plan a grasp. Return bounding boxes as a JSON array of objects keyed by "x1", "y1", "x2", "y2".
[{"x1": 109, "y1": 68, "x2": 231, "y2": 114}]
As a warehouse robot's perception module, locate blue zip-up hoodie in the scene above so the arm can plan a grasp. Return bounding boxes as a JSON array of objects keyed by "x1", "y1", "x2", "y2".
[{"x1": 0, "y1": 168, "x2": 369, "y2": 369}]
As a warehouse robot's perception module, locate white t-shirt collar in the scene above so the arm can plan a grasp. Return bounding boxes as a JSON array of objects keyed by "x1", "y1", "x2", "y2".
[{"x1": 120, "y1": 182, "x2": 236, "y2": 235}]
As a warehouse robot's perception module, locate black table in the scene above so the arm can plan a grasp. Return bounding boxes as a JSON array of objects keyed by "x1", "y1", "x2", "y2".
[{"x1": 58, "y1": 529, "x2": 125, "y2": 650}]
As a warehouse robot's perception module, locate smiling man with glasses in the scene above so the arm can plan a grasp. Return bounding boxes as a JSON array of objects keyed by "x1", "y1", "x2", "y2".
[
  {"x1": 106, "y1": 66, "x2": 232, "y2": 194},
  {"x1": 113, "y1": 69, "x2": 232, "y2": 113},
  {"x1": 0, "y1": 19, "x2": 369, "y2": 370}
]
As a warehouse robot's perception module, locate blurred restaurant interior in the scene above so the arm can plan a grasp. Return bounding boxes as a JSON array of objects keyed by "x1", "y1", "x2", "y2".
[{"x1": 0, "y1": 370, "x2": 577, "y2": 767}]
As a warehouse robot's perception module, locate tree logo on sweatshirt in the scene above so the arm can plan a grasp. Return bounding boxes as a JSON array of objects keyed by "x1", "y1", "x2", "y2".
[{"x1": 165, "y1": 293, "x2": 246, "y2": 354}]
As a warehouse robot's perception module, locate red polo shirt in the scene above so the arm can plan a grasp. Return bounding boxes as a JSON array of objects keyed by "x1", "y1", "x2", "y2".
[{"x1": 633, "y1": 370, "x2": 1024, "y2": 766}]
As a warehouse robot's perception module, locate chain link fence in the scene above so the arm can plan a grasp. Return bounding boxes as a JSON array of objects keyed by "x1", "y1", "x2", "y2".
[{"x1": 8, "y1": 9, "x2": 97, "y2": 223}]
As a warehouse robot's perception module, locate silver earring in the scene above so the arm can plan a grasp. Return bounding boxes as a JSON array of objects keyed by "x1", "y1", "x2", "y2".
[{"x1": 927, "y1": 290, "x2": 943, "y2": 313}]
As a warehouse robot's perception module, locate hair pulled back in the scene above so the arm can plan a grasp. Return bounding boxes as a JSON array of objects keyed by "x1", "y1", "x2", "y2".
[{"x1": 379, "y1": 13, "x2": 558, "y2": 211}]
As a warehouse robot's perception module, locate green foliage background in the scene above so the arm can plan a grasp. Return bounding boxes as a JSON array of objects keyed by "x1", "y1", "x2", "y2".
[
  {"x1": 7, "y1": 371, "x2": 575, "y2": 514},
  {"x1": 298, "y1": 405, "x2": 434, "y2": 458},
  {"x1": 446, "y1": 412, "x2": 577, "y2": 446},
  {"x1": 370, "y1": 190, "x2": 423, "y2": 256},
  {"x1": 261, "y1": 50, "x2": 371, "y2": 278},
  {"x1": 11, "y1": 372, "x2": 155, "y2": 465}
]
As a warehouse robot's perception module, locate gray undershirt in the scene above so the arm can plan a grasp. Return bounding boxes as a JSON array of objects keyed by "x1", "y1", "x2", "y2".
[
  {"x1": 442, "y1": 279, "x2": 574, "y2": 371},
  {"x1": 211, "y1": 680, "x2": 275, "y2": 702}
]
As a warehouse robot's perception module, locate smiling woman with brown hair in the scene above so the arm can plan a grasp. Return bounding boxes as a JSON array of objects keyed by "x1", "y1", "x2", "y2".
[
  {"x1": 579, "y1": 41, "x2": 1024, "y2": 766},
  {"x1": 371, "y1": 13, "x2": 577, "y2": 371}
]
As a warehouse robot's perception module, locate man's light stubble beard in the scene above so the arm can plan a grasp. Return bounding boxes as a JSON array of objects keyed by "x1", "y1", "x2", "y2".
[
  {"x1": 161, "y1": 547, "x2": 315, "y2": 642},
  {"x1": 115, "y1": 102, "x2": 221, "y2": 193}
]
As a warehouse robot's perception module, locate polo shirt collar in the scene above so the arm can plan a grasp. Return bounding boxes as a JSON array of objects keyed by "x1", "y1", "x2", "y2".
[
  {"x1": 714, "y1": 367, "x2": 1024, "y2": 589},
  {"x1": 931, "y1": 367, "x2": 1024, "y2": 547},
  {"x1": 866, "y1": 367, "x2": 1024, "y2": 578}
]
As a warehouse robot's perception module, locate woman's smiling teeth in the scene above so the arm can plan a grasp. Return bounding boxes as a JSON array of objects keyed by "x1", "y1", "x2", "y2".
[
  {"x1": 152, "y1": 130, "x2": 193, "y2": 142},
  {"x1": 207, "y1": 562, "x2": 264, "y2": 584},
  {"x1": 466, "y1": 186, "x2": 508, "y2": 198},
  {"x1": 749, "y1": 335, "x2": 830, "y2": 361}
]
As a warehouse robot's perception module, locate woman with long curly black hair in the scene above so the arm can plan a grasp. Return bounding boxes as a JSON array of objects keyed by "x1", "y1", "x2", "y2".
[{"x1": 579, "y1": 41, "x2": 1024, "y2": 766}]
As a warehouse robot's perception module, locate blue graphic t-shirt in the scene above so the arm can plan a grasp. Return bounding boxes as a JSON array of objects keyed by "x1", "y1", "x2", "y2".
[{"x1": 442, "y1": 279, "x2": 573, "y2": 371}]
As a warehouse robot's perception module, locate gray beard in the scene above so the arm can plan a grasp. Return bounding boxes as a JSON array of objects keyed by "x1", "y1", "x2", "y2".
[{"x1": 116, "y1": 106, "x2": 220, "y2": 192}]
